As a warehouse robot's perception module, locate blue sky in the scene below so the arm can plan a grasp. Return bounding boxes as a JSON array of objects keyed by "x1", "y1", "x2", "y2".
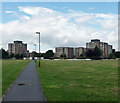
[
  {"x1": 2, "y1": 2, "x2": 118, "y2": 23},
  {"x1": 1, "y1": 2, "x2": 118, "y2": 52}
]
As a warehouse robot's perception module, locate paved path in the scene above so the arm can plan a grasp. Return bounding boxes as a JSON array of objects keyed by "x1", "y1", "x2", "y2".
[{"x1": 2, "y1": 60, "x2": 46, "y2": 102}]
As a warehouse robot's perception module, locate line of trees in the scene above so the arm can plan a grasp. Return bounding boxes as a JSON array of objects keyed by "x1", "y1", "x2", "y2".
[
  {"x1": 34, "y1": 50, "x2": 54, "y2": 59},
  {"x1": 1, "y1": 47, "x2": 120, "y2": 59},
  {"x1": 0, "y1": 48, "x2": 55, "y2": 59}
]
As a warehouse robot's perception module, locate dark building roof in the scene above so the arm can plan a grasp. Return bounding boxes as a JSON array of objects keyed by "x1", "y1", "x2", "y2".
[
  {"x1": 91, "y1": 39, "x2": 100, "y2": 42},
  {"x1": 14, "y1": 41, "x2": 23, "y2": 44}
]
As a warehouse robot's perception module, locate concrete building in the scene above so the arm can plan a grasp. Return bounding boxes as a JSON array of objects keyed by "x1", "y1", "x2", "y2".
[
  {"x1": 86, "y1": 39, "x2": 100, "y2": 49},
  {"x1": 55, "y1": 47, "x2": 74, "y2": 59},
  {"x1": 86, "y1": 39, "x2": 113, "y2": 58},
  {"x1": 8, "y1": 41, "x2": 27, "y2": 56},
  {"x1": 75, "y1": 47, "x2": 85, "y2": 58},
  {"x1": 54, "y1": 39, "x2": 114, "y2": 59},
  {"x1": 108, "y1": 45, "x2": 112, "y2": 55}
]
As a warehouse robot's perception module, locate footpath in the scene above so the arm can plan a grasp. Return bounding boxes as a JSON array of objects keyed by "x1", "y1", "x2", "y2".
[{"x1": 2, "y1": 60, "x2": 46, "y2": 102}]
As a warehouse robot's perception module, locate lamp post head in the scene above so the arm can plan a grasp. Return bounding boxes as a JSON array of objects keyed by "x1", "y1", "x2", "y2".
[{"x1": 36, "y1": 32, "x2": 40, "y2": 34}]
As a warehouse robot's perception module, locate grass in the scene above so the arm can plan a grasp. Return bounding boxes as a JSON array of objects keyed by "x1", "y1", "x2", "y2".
[
  {"x1": 35, "y1": 60, "x2": 118, "y2": 101},
  {"x1": 2, "y1": 59, "x2": 30, "y2": 95}
]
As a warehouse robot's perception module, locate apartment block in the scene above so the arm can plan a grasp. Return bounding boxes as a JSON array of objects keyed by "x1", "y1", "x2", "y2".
[
  {"x1": 86, "y1": 39, "x2": 113, "y2": 58},
  {"x1": 55, "y1": 47, "x2": 74, "y2": 59},
  {"x1": 8, "y1": 41, "x2": 27, "y2": 56},
  {"x1": 75, "y1": 47, "x2": 85, "y2": 58}
]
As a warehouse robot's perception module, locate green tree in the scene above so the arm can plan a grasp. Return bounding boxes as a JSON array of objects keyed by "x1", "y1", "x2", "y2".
[
  {"x1": 79, "y1": 54, "x2": 85, "y2": 59},
  {"x1": 20, "y1": 54, "x2": 23, "y2": 59},
  {"x1": 93, "y1": 46, "x2": 102, "y2": 59},
  {"x1": 15, "y1": 54, "x2": 20, "y2": 59},
  {"x1": 8, "y1": 53, "x2": 14, "y2": 58},
  {"x1": 44, "y1": 50, "x2": 54, "y2": 59},
  {"x1": 86, "y1": 49, "x2": 94, "y2": 59},
  {"x1": 0, "y1": 48, "x2": 9, "y2": 59},
  {"x1": 60, "y1": 54, "x2": 66, "y2": 59},
  {"x1": 108, "y1": 53, "x2": 116, "y2": 59},
  {"x1": 114, "y1": 51, "x2": 120, "y2": 58}
]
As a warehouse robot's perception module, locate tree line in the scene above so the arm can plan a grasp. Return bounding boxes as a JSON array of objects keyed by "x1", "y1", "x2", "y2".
[
  {"x1": 0, "y1": 48, "x2": 54, "y2": 59},
  {"x1": 0, "y1": 47, "x2": 120, "y2": 59}
]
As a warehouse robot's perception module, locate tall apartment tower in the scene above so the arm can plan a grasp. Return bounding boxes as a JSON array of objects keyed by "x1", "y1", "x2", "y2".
[
  {"x1": 86, "y1": 39, "x2": 100, "y2": 49},
  {"x1": 8, "y1": 41, "x2": 27, "y2": 56},
  {"x1": 8, "y1": 43, "x2": 14, "y2": 54},
  {"x1": 55, "y1": 47, "x2": 74, "y2": 59},
  {"x1": 86, "y1": 39, "x2": 113, "y2": 58}
]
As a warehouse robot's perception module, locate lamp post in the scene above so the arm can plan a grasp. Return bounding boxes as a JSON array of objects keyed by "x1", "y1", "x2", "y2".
[{"x1": 36, "y1": 32, "x2": 40, "y2": 67}]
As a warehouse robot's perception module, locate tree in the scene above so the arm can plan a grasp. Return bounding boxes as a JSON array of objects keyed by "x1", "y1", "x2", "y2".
[
  {"x1": 86, "y1": 49, "x2": 94, "y2": 59},
  {"x1": 15, "y1": 54, "x2": 20, "y2": 59},
  {"x1": 114, "y1": 51, "x2": 120, "y2": 58},
  {"x1": 0, "y1": 48, "x2": 9, "y2": 59},
  {"x1": 93, "y1": 46, "x2": 102, "y2": 59},
  {"x1": 79, "y1": 54, "x2": 85, "y2": 59},
  {"x1": 44, "y1": 50, "x2": 54, "y2": 59},
  {"x1": 60, "y1": 54, "x2": 66, "y2": 58},
  {"x1": 20, "y1": 54, "x2": 23, "y2": 59},
  {"x1": 8, "y1": 53, "x2": 14, "y2": 58},
  {"x1": 108, "y1": 53, "x2": 116, "y2": 59},
  {"x1": 85, "y1": 46, "x2": 102, "y2": 59}
]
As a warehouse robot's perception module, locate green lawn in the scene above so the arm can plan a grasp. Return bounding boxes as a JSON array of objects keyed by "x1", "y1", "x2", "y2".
[
  {"x1": 2, "y1": 59, "x2": 30, "y2": 95},
  {"x1": 35, "y1": 60, "x2": 118, "y2": 101}
]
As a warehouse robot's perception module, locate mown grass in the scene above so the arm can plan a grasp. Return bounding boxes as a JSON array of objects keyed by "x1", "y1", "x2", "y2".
[
  {"x1": 2, "y1": 59, "x2": 30, "y2": 95},
  {"x1": 36, "y1": 60, "x2": 118, "y2": 101}
]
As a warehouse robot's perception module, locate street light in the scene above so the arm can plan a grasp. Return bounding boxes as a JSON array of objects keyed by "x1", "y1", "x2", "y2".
[{"x1": 36, "y1": 32, "x2": 40, "y2": 67}]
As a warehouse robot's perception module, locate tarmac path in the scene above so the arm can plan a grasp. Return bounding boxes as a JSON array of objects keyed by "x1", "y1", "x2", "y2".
[{"x1": 2, "y1": 60, "x2": 46, "y2": 102}]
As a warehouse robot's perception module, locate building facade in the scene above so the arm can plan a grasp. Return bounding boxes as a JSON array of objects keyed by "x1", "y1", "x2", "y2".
[
  {"x1": 55, "y1": 47, "x2": 74, "y2": 59},
  {"x1": 75, "y1": 47, "x2": 85, "y2": 58},
  {"x1": 8, "y1": 41, "x2": 28, "y2": 56},
  {"x1": 86, "y1": 39, "x2": 113, "y2": 58}
]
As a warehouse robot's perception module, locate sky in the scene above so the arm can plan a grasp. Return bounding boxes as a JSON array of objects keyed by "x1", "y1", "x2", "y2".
[{"x1": 0, "y1": 2, "x2": 118, "y2": 52}]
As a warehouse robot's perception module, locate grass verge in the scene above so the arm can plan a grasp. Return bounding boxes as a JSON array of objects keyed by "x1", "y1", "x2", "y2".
[
  {"x1": 2, "y1": 59, "x2": 30, "y2": 95},
  {"x1": 36, "y1": 60, "x2": 118, "y2": 101}
]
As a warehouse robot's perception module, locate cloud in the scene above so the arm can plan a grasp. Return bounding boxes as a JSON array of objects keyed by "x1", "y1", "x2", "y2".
[
  {"x1": 18, "y1": 6, "x2": 54, "y2": 15},
  {"x1": 1, "y1": 6, "x2": 118, "y2": 52},
  {"x1": 5, "y1": 11, "x2": 15, "y2": 14}
]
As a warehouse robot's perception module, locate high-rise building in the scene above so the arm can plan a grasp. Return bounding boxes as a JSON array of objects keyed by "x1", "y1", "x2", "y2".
[
  {"x1": 86, "y1": 39, "x2": 100, "y2": 49},
  {"x1": 8, "y1": 41, "x2": 27, "y2": 56},
  {"x1": 86, "y1": 39, "x2": 113, "y2": 58},
  {"x1": 54, "y1": 39, "x2": 114, "y2": 59},
  {"x1": 55, "y1": 47, "x2": 74, "y2": 59}
]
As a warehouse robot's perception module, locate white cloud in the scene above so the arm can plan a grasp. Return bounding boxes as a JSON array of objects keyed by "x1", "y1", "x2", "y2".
[
  {"x1": 5, "y1": 11, "x2": 15, "y2": 14},
  {"x1": 18, "y1": 6, "x2": 54, "y2": 15},
  {"x1": 1, "y1": 6, "x2": 118, "y2": 52},
  {"x1": 19, "y1": 15, "x2": 31, "y2": 21}
]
